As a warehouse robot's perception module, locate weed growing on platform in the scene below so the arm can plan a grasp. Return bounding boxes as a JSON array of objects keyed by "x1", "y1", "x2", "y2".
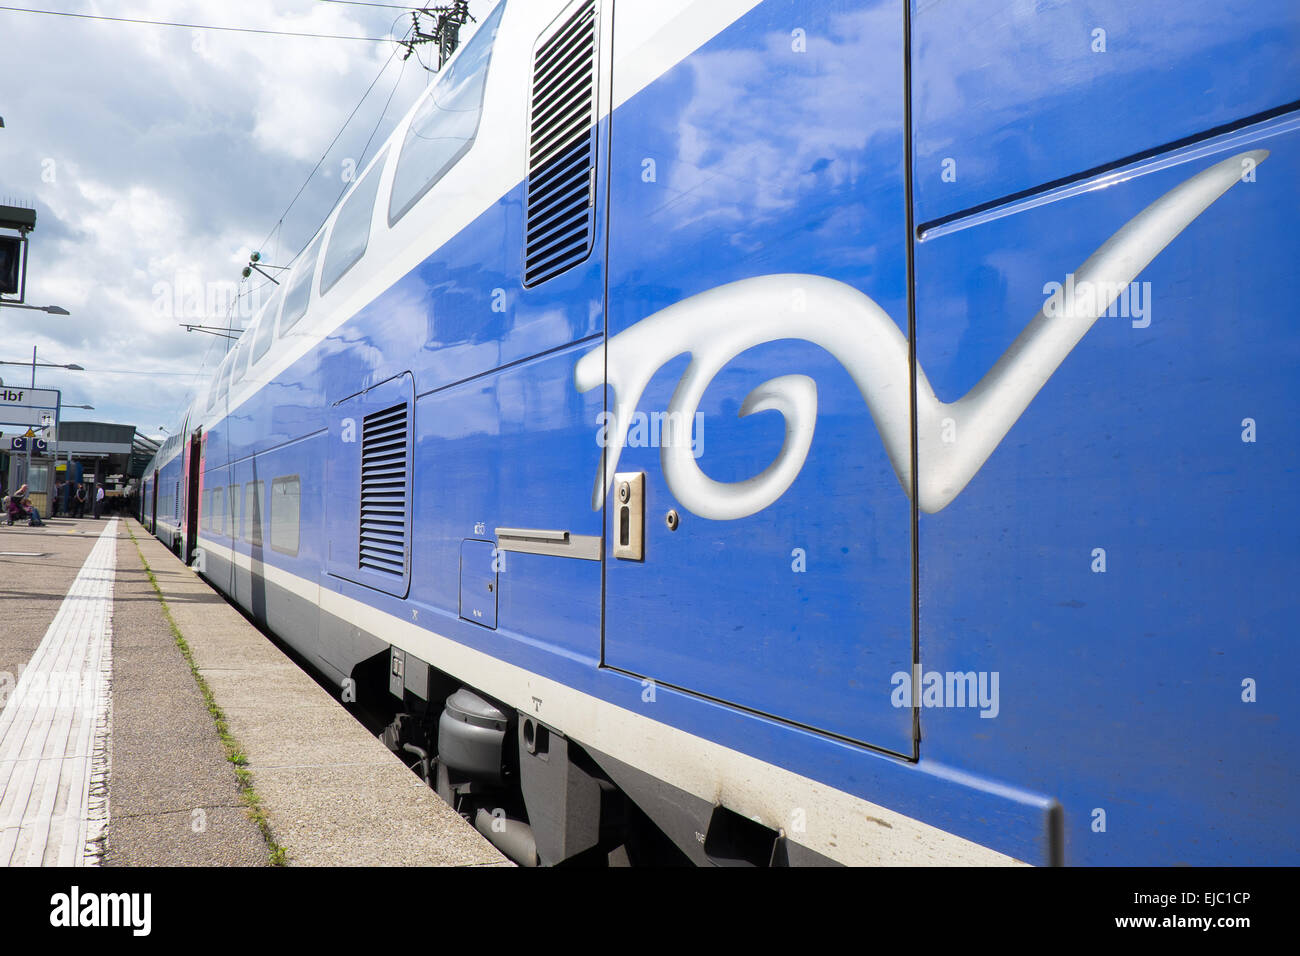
[{"x1": 126, "y1": 523, "x2": 288, "y2": 867}]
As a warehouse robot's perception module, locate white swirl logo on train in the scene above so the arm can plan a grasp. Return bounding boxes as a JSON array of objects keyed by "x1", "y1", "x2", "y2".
[{"x1": 575, "y1": 149, "x2": 1267, "y2": 520}]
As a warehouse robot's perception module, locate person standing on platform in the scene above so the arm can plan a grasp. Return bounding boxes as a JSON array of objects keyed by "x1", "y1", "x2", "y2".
[
  {"x1": 74, "y1": 483, "x2": 87, "y2": 518},
  {"x1": 93, "y1": 483, "x2": 105, "y2": 519}
]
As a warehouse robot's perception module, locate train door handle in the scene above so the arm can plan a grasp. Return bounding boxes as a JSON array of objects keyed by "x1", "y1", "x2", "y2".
[{"x1": 613, "y1": 472, "x2": 644, "y2": 561}]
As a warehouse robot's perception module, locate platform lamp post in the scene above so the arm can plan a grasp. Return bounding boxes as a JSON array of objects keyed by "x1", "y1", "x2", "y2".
[
  {"x1": 0, "y1": 349, "x2": 86, "y2": 384},
  {"x1": 0, "y1": 302, "x2": 70, "y2": 314},
  {"x1": 0, "y1": 125, "x2": 63, "y2": 314},
  {"x1": 0, "y1": 204, "x2": 62, "y2": 312},
  {"x1": 0, "y1": 187, "x2": 68, "y2": 315}
]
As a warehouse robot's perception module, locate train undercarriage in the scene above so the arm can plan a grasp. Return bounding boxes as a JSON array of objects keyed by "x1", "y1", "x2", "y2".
[{"x1": 354, "y1": 649, "x2": 826, "y2": 867}]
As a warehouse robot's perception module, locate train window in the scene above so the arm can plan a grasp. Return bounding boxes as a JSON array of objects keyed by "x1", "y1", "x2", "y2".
[
  {"x1": 279, "y1": 234, "x2": 324, "y2": 336},
  {"x1": 205, "y1": 365, "x2": 221, "y2": 412},
  {"x1": 229, "y1": 485, "x2": 241, "y2": 540},
  {"x1": 210, "y1": 353, "x2": 234, "y2": 411},
  {"x1": 231, "y1": 338, "x2": 250, "y2": 386},
  {"x1": 245, "y1": 481, "x2": 264, "y2": 546},
  {"x1": 212, "y1": 486, "x2": 225, "y2": 536},
  {"x1": 388, "y1": 1, "x2": 504, "y2": 226},
  {"x1": 252, "y1": 286, "x2": 284, "y2": 365},
  {"x1": 269, "y1": 476, "x2": 301, "y2": 556},
  {"x1": 320, "y1": 147, "x2": 389, "y2": 296}
]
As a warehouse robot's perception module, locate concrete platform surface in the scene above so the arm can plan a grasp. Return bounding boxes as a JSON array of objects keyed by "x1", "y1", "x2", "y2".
[
  {"x1": 107, "y1": 525, "x2": 268, "y2": 866},
  {"x1": 1, "y1": 515, "x2": 507, "y2": 866},
  {"x1": 3, "y1": 517, "x2": 268, "y2": 866},
  {"x1": 125, "y1": 519, "x2": 508, "y2": 867}
]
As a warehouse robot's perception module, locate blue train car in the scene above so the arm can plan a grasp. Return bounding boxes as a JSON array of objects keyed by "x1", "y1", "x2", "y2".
[
  {"x1": 146, "y1": 0, "x2": 1300, "y2": 865},
  {"x1": 142, "y1": 417, "x2": 197, "y2": 555}
]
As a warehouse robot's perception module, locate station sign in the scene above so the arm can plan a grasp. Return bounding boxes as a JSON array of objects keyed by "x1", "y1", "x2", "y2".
[
  {"x1": 0, "y1": 386, "x2": 60, "y2": 427},
  {"x1": 9, "y1": 436, "x2": 48, "y2": 453}
]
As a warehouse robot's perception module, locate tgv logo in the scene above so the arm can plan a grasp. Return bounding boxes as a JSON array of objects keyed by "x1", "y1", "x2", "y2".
[{"x1": 575, "y1": 149, "x2": 1267, "y2": 520}]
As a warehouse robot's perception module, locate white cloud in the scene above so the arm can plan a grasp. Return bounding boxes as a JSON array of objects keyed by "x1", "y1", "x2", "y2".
[{"x1": 0, "y1": 0, "x2": 490, "y2": 431}]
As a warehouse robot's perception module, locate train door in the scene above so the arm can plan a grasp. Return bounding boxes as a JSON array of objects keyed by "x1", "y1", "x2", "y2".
[
  {"x1": 183, "y1": 429, "x2": 202, "y2": 565},
  {"x1": 597, "y1": 0, "x2": 915, "y2": 752},
  {"x1": 907, "y1": 1, "x2": 1300, "y2": 863},
  {"x1": 150, "y1": 473, "x2": 158, "y2": 533},
  {"x1": 363, "y1": 0, "x2": 616, "y2": 690}
]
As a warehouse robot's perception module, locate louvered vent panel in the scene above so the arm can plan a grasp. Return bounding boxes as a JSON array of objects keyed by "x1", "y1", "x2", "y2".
[
  {"x1": 523, "y1": 0, "x2": 598, "y2": 286},
  {"x1": 359, "y1": 403, "x2": 408, "y2": 576}
]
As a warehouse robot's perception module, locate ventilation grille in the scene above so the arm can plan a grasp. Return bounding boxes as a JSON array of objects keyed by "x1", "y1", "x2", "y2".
[
  {"x1": 359, "y1": 403, "x2": 409, "y2": 576},
  {"x1": 523, "y1": 0, "x2": 598, "y2": 287}
]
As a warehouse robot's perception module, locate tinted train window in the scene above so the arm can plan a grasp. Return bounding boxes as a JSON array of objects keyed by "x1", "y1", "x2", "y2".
[
  {"x1": 279, "y1": 234, "x2": 324, "y2": 335},
  {"x1": 245, "y1": 481, "x2": 264, "y2": 546},
  {"x1": 320, "y1": 147, "x2": 388, "y2": 296},
  {"x1": 229, "y1": 485, "x2": 241, "y2": 540},
  {"x1": 270, "y1": 476, "x2": 301, "y2": 556},
  {"x1": 252, "y1": 286, "x2": 285, "y2": 365},
  {"x1": 206, "y1": 360, "x2": 226, "y2": 412},
  {"x1": 212, "y1": 353, "x2": 234, "y2": 410},
  {"x1": 388, "y1": 1, "x2": 504, "y2": 225},
  {"x1": 212, "y1": 486, "x2": 225, "y2": 536},
  {"x1": 231, "y1": 337, "x2": 250, "y2": 385}
]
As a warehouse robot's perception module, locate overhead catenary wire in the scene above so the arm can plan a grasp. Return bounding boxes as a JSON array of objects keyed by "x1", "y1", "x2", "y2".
[
  {"x1": 35, "y1": 8, "x2": 423, "y2": 429},
  {"x1": 202, "y1": 24, "x2": 413, "y2": 430},
  {"x1": 0, "y1": 4, "x2": 393, "y2": 41},
  {"x1": 248, "y1": 19, "x2": 411, "y2": 274},
  {"x1": 316, "y1": 0, "x2": 416, "y2": 9},
  {"x1": 325, "y1": 42, "x2": 410, "y2": 214},
  {"x1": 79, "y1": 368, "x2": 217, "y2": 377},
  {"x1": 166, "y1": 14, "x2": 418, "y2": 433},
  {"x1": 359, "y1": 50, "x2": 410, "y2": 172},
  {"x1": 271, "y1": 34, "x2": 411, "y2": 271}
]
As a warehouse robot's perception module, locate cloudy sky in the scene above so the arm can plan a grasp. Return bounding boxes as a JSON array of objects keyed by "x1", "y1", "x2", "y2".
[{"x1": 0, "y1": 0, "x2": 498, "y2": 440}]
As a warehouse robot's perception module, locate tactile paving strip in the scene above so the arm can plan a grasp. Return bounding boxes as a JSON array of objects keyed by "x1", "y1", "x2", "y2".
[{"x1": 0, "y1": 519, "x2": 117, "y2": 866}]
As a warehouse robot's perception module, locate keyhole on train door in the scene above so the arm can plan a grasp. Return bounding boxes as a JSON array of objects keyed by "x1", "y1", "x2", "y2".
[{"x1": 613, "y1": 472, "x2": 644, "y2": 561}]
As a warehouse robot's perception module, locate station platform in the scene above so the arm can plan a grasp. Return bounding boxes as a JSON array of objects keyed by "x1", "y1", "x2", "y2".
[{"x1": 0, "y1": 515, "x2": 507, "y2": 867}]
